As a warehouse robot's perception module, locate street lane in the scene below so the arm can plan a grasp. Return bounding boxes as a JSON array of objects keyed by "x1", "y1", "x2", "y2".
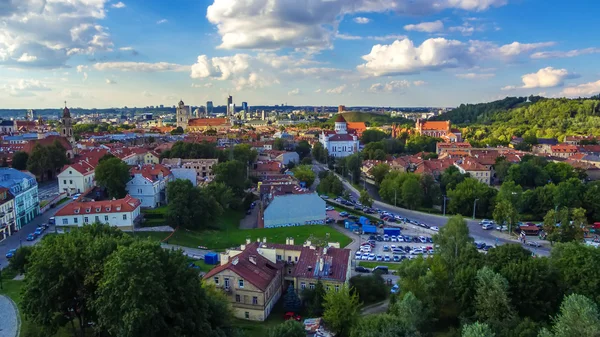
[{"x1": 0, "y1": 199, "x2": 72, "y2": 269}]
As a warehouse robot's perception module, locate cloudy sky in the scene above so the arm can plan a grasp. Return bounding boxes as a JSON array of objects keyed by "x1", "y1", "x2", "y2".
[{"x1": 1, "y1": 0, "x2": 600, "y2": 109}]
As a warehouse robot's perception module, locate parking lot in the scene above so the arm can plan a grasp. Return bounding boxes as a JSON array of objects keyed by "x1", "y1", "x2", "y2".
[{"x1": 354, "y1": 227, "x2": 436, "y2": 264}]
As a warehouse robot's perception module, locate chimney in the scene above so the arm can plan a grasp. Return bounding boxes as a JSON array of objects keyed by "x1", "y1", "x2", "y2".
[
  {"x1": 319, "y1": 257, "x2": 324, "y2": 272},
  {"x1": 249, "y1": 255, "x2": 257, "y2": 265},
  {"x1": 289, "y1": 237, "x2": 294, "y2": 246},
  {"x1": 240, "y1": 244, "x2": 246, "y2": 251},
  {"x1": 246, "y1": 238, "x2": 251, "y2": 245},
  {"x1": 262, "y1": 237, "x2": 266, "y2": 243},
  {"x1": 257, "y1": 238, "x2": 260, "y2": 242},
  {"x1": 323, "y1": 247, "x2": 327, "y2": 255}
]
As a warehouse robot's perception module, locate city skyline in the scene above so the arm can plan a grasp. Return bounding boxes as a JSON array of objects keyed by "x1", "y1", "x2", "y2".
[{"x1": 1, "y1": 0, "x2": 600, "y2": 109}]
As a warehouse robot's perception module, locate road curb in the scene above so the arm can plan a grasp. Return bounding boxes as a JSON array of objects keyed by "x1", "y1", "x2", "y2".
[{"x1": 1, "y1": 294, "x2": 20, "y2": 337}]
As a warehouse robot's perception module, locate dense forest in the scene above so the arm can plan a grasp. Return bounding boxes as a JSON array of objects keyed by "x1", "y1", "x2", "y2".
[{"x1": 432, "y1": 96, "x2": 600, "y2": 146}]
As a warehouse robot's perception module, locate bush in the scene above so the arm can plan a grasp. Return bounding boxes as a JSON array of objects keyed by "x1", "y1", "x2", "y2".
[{"x1": 349, "y1": 273, "x2": 388, "y2": 304}]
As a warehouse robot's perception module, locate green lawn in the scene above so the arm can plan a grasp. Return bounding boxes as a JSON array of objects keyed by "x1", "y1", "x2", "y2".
[
  {"x1": 137, "y1": 211, "x2": 352, "y2": 250},
  {"x1": 141, "y1": 206, "x2": 168, "y2": 227},
  {"x1": 192, "y1": 259, "x2": 217, "y2": 273}
]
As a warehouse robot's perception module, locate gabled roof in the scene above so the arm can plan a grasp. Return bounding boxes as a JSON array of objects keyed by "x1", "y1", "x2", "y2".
[
  {"x1": 61, "y1": 161, "x2": 95, "y2": 176},
  {"x1": 203, "y1": 243, "x2": 284, "y2": 291},
  {"x1": 292, "y1": 246, "x2": 350, "y2": 283},
  {"x1": 55, "y1": 195, "x2": 141, "y2": 216},
  {"x1": 130, "y1": 164, "x2": 171, "y2": 182}
]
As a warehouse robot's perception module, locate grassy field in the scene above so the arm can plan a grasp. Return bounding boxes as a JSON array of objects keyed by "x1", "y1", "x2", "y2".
[
  {"x1": 138, "y1": 211, "x2": 352, "y2": 250},
  {"x1": 141, "y1": 205, "x2": 168, "y2": 227},
  {"x1": 192, "y1": 259, "x2": 217, "y2": 273}
]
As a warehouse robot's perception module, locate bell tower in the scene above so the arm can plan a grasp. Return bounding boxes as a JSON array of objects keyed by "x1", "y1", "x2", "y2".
[
  {"x1": 61, "y1": 101, "x2": 74, "y2": 143},
  {"x1": 176, "y1": 99, "x2": 189, "y2": 129}
]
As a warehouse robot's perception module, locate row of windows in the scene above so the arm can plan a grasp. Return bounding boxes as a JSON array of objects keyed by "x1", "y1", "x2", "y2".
[
  {"x1": 213, "y1": 276, "x2": 244, "y2": 289},
  {"x1": 300, "y1": 282, "x2": 340, "y2": 292},
  {"x1": 61, "y1": 214, "x2": 128, "y2": 225},
  {"x1": 235, "y1": 294, "x2": 259, "y2": 305}
]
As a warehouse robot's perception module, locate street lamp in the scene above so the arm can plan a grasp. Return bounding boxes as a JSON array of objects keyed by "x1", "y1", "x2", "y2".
[{"x1": 473, "y1": 199, "x2": 479, "y2": 220}]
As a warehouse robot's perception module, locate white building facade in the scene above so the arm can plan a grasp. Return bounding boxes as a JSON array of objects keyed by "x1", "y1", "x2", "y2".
[
  {"x1": 58, "y1": 162, "x2": 95, "y2": 195},
  {"x1": 55, "y1": 195, "x2": 141, "y2": 231},
  {"x1": 319, "y1": 115, "x2": 359, "y2": 158}
]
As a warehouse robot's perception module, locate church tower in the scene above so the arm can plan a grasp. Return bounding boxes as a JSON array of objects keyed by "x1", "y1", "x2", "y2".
[
  {"x1": 176, "y1": 99, "x2": 189, "y2": 129},
  {"x1": 61, "y1": 101, "x2": 74, "y2": 144}
]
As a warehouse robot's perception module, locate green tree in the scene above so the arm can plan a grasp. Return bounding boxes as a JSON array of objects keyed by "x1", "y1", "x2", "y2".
[
  {"x1": 166, "y1": 179, "x2": 222, "y2": 230},
  {"x1": 349, "y1": 274, "x2": 387, "y2": 304},
  {"x1": 583, "y1": 181, "x2": 600, "y2": 221},
  {"x1": 440, "y1": 166, "x2": 467, "y2": 193},
  {"x1": 268, "y1": 320, "x2": 305, "y2": 337},
  {"x1": 543, "y1": 207, "x2": 584, "y2": 243},
  {"x1": 361, "y1": 129, "x2": 388, "y2": 144},
  {"x1": 323, "y1": 284, "x2": 361, "y2": 337},
  {"x1": 359, "y1": 189, "x2": 373, "y2": 207},
  {"x1": 345, "y1": 153, "x2": 362, "y2": 184},
  {"x1": 493, "y1": 157, "x2": 512, "y2": 183},
  {"x1": 402, "y1": 176, "x2": 423, "y2": 210},
  {"x1": 497, "y1": 180, "x2": 523, "y2": 211},
  {"x1": 283, "y1": 284, "x2": 301, "y2": 313},
  {"x1": 12, "y1": 151, "x2": 29, "y2": 170},
  {"x1": 544, "y1": 162, "x2": 577, "y2": 184},
  {"x1": 204, "y1": 182, "x2": 234, "y2": 210},
  {"x1": 388, "y1": 292, "x2": 426, "y2": 332},
  {"x1": 233, "y1": 143, "x2": 258, "y2": 164},
  {"x1": 554, "y1": 178, "x2": 584, "y2": 209},
  {"x1": 493, "y1": 199, "x2": 519, "y2": 233},
  {"x1": 274, "y1": 138, "x2": 286, "y2": 150},
  {"x1": 295, "y1": 140, "x2": 311, "y2": 159},
  {"x1": 447, "y1": 178, "x2": 497, "y2": 218},
  {"x1": 474, "y1": 267, "x2": 514, "y2": 330},
  {"x1": 312, "y1": 142, "x2": 327, "y2": 163},
  {"x1": 27, "y1": 143, "x2": 52, "y2": 180},
  {"x1": 22, "y1": 224, "x2": 130, "y2": 337},
  {"x1": 350, "y1": 314, "x2": 418, "y2": 337},
  {"x1": 213, "y1": 160, "x2": 248, "y2": 195},
  {"x1": 95, "y1": 157, "x2": 131, "y2": 198},
  {"x1": 307, "y1": 281, "x2": 326, "y2": 317},
  {"x1": 538, "y1": 294, "x2": 600, "y2": 337},
  {"x1": 462, "y1": 322, "x2": 495, "y2": 337},
  {"x1": 170, "y1": 126, "x2": 184, "y2": 135},
  {"x1": 93, "y1": 240, "x2": 230, "y2": 337},
  {"x1": 434, "y1": 216, "x2": 474, "y2": 270},
  {"x1": 550, "y1": 243, "x2": 600, "y2": 303},
  {"x1": 420, "y1": 173, "x2": 441, "y2": 208},
  {"x1": 292, "y1": 165, "x2": 316, "y2": 187},
  {"x1": 371, "y1": 163, "x2": 390, "y2": 185},
  {"x1": 8, "y1": 245, "x2": 34, "y2": 274}
]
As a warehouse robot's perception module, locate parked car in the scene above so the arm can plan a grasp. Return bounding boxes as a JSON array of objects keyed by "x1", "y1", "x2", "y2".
[
  {"x1": 376, "y1": 254, "x2": 383, "y2": 261},
  {"x1": 355, "y1": 251, "x2": 362, "y2": 259},
  {"x1": 348, "y1": 215, "x2": 359, "y2": 220},
  {"x1": 383, "y1": 234, "x2": 390, "y2": 241},
  {"x1": 390, "y1": 235, "x2": 397, "y2": 242},
  {"x1": 475, "y1": 242, "x2": 486, "y2": 249},
  {"x1": 355, "y1": 266, "x2": 371, "y2": 273},
  {"x1": 284, "y1": 312, "x2": 302, "y2": 321},
  {"x1": 393, "y1": 255, "x2": 401, "y2": 262},
  {"x1": 5, "y1": 249, "x2": 16, "y2": 258},
  {"x1": 383, "y1": 245, "x2": 389, "y2": 252},
  {"x1": 527, "y1": 241, "x2": 542, "y2": 247},
  {"x1": 71, "y1": 193, "x2": 81, "y2": 200},
  {"x1": 482, "y1": 223, "x2": 494, "y2": 230},
  {"x1": 384, "y1": 255, "x2": 391, "y2": 262},
  {"x1": 34, "y1": 227, "x2": 43, "y2": 235},
  {"x1": 419, "y1": 236, "x2": 428, "y2": 243},
  {"x1": 27, "y1": 233, "x2": 36, "y2": 241},
  {"x1": 430, "y1": 226, "x2": 439, "y2": 231},
  {"x1": 376, "y1": 235, "x2": 383, "y2": 241},
  {"x1": 40, "y1": 223, "x2": 49, "y2": 230},
  {"x1": 372, "y1": 266, "x2": 389, "y2": 274},
  {"x1": 368, "y1": 254, "x2": 376, "y2": 261},
  {"x1": 48, "y1": 217, "x2": 55, "y2": 225},
  {"x1": 339, "y1": 212, "x2": 349, "y2": 217},
  {"x1": 326, "y1": 206, "x2": 334, "y2": 211}
]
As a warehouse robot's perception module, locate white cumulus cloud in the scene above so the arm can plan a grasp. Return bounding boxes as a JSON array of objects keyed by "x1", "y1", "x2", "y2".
[
  {"x1": 404, "y1": 20, "x2": 444, "y2": 33},
  {"x1": 561, "y1": 80, "x2": 600, "y2": 97},
  {"x1": 354, "y1": 17, "x2": 370, "y2": 24},
  {"x1": 105, "y1": 78, "x2": 116, "y2": 84},
  {"x1": 288, "y1": 88, "x2": 301, "y2": 96},
  {"x1": 498, "y1": 41, "x2": 555, "y2": 57},
  {"x1": 327, "y1": 85, "x2": 347, "y2": 94},
  {"x1": 521, "y1": 67, "x2": 578, "y2": 88},
  {"x1": 531, "y1": 48, "x2": 600, "y2": 59},
  {"x1": 206, "y1": 0, "x2": 508, "y2": 50},
  {"x1": 368, "y1": 80, "x2": 410, "y2": 93},
  {"x1": 16, "y1": 53, "x2": 37, "y2": 62},
  {"x1": 456, "y1": 73, "x2": 495, "y2": 79},
  {"x1": 157, "y1": 19, "x2": 168, "y2": 24},
  {"x1": 111, "y1": 2, "x2": 125, "y2": 8}
]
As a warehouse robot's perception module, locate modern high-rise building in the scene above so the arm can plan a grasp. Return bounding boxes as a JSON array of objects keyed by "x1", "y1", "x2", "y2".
[
  {"x1": 206, "y1": 101, "x2": 213, "y2": 114},
  {"x1": 261, "y1": 110, "x2": 267, "y2": 121},
  {"x1": 227, "y1": 95, "x2": 233, "y2": 115},
  {"x1": 242, "y1": 102, "x2": 248, "y2": 113}
]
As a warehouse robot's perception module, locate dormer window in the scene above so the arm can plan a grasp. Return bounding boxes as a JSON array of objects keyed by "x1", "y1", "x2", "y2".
[
  {"x1": 105, "y1": 207, "x2": 111, "y2": 212},
  {"x1": 85, "y1": 208, "x2": 91, "y2": 213},
  {"x1": 96, "y1": 208, "x2": 101, "y2": 212},
  {"x1": 74, "y1": 209, "x2": 79, "y2": 214}
]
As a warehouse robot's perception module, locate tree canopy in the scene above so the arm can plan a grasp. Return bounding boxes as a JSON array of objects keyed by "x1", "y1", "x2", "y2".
[{"x1": 94, "y1": 157, "x2": 131, "y2": 199}]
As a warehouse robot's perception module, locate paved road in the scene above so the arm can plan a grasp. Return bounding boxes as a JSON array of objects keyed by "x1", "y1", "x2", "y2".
[
  {"x1": 0, "y1": 295, "x2": 18, "y2": 337},
  {"x1": 0, "y1": 200, "x2": 72, "y2": 270},
  {"x1": 37, "y1": 181, "x2": 59, "y2": 201},
  {"x1": 313, "y1": 163, "x2": 550, "y2": 256}
]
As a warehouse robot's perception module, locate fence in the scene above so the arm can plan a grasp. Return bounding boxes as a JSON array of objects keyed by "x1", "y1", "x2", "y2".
[{"x1": 40, "y1": 193, "x2": 67, "y2": 213}]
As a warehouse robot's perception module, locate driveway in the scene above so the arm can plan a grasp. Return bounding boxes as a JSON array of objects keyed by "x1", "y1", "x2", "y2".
[{"x1": 239, "y1": 205, "x2": 258, "y2": 229}]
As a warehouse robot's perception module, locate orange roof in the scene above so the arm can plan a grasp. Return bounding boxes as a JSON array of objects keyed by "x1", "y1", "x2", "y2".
[
  {"x1": 347, "y1": 122, "x2": 366, "y2": 132},
  {"x1": 419, "y1": 121, "x2": 450, "y2": 131},
  {"x1": 457, "y1": 159, "x2": 488, "y2": 171},
  {"x1": 551, "y1": 145, "x2": 578, "y2": 153},
  {"x1": 55, "y1": 195, "x2": 141, "y2": 216},
  {"x1": 130, "y1": 164, "x2": 171, "y2": 182},
  {"x1": 188, "y1": 118, "x2": 229, "y2": 127}
]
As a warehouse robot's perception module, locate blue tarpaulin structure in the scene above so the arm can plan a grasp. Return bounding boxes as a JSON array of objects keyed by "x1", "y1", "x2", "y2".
[
  {"x1": 204, "y1": 252, "x2": 219, "y2": 265},
  {"x1": 362, "y1": 224, "x2": 377, "y2": 234}
]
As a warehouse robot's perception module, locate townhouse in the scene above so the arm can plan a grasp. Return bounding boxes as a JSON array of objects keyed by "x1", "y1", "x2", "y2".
[
  {"x1": 54, "y1": 195, "x2": 141, "y2": 231},
  {"x1": 0, "y1": 168, "x2": 39, "y2": 230},
  {"x1": 127, "y1": 164, "x2": 173, "y2": 208},
  {"x1": 0, "y1": 188, "x2": 16, "y2": 240}
]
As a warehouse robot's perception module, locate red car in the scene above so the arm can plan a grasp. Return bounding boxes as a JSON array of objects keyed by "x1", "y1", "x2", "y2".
[{"x1": 284, "y1": 312, "x2": 301, "y2": 321}]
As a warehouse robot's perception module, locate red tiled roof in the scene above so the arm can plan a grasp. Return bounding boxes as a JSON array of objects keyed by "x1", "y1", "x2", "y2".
[
  {"x1": 76, "y1": 148, "x2": 110, "y2": 167},
  {"x1": 578, "y1": 145, "x2": 600, "y2": 153},
  {"x1": 328, "y1": 134, "x2": 355, "y2": 141},
  {"x1": 55, "y1": 195, "x2": 141, "y2": 216},
  {"x1": 419, "y1": 120, "x2": 450, "y2": 131},
  {"x1": 188, "y1": 118, "x2": 229, "y2": 127},
  {"x1": 61, "y1": 161, "x2": 95, "y2": 176},
  {"x1": 457, "y1": 159, "x2": 488, "y2": 171},
  {"x1": 414, "y1": 158, "x2": 455, "y2": 175},
  {"x1": 292, "y1": 246, "x2": 350, "y2": 283},
  {"x1": 203, "y1": 243, "x2": 284, "y2": 291},
  {"x1": 130, "y1": 164, "x2": 171, "y2": 182},
  {"x1": 255, "y1": 161, "x2": 282, "y2": 172},
  {"x1": 551, "y1": 145, "x2": 579, "y2": 153}
]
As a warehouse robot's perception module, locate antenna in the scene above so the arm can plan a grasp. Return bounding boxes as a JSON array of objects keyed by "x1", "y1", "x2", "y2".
[{"x1": 64, "y1": 101, "x2": 67, "y2": 108}]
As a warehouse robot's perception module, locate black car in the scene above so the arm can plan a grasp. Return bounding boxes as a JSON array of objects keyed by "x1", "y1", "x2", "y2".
[
  {"x1": 369, "y1": 235, "x2": 377, "y2": 240},
  {"x1": 412, "y1": 237, "x2": 419, "y2": 243},
  {"x1": 427, "y1": 237, "x2": 433, "y2": 243},
  {"x1": 376, "y1": 235, "x2": 383, "y2": 241},
  {"x1": 355, "y1": 266, "x2": 371, "y2": 273},
  {"x1": 348, "y1": 215, "x2": 359, "y2": 220}
]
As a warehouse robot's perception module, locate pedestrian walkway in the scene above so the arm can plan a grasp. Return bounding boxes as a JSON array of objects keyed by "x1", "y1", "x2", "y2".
[
  {"x1": 0, "y1": 295, "x2": 19, "y2": 337},
  {"x1": 161, "y1": 243, "x2": 215, "y2": 260}
]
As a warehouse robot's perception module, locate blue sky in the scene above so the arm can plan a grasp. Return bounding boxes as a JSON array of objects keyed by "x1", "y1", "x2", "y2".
[{"x1": 1, "y1": 0, "x2": 600, "y2": 109}]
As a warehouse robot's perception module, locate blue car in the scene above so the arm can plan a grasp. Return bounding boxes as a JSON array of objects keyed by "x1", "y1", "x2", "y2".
[
  {"x1": 34, "y1": 228, "x2": 43, "y2": 235},
  {"x1": 5, "y1": 249, "x2": 16, "y2": 258},
  {"x1": 26, "y1": 233, "x2": 36, "y2": 241},
  {"x1": 391, "y1": 284, "x2": 400, "y2": 294}
]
